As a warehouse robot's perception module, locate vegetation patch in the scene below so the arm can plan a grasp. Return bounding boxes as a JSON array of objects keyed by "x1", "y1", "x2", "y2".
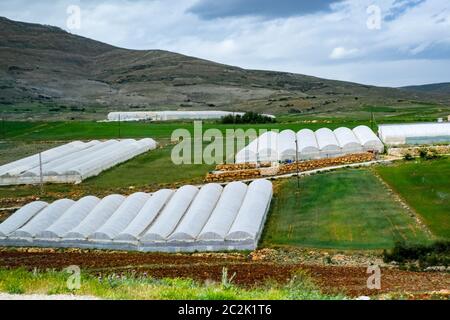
[
  {"x1": 383, "y1": 241, "x2": 450, "y2": 270},
  {"x1": 220, "y1": 112, "x2": 276, "y2": 124},
  {"x1": 262, "y1": 169, "x2": 431, "y2": 249},
  {"x1": 0, "y1": 268, "x2": 344, "y2": 300}
]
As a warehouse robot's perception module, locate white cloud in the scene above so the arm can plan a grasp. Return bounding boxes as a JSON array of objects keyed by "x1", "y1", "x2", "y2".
[
  {"x1": 329, "y1": 47, "x2": 360, "y2": 59},
  {"x1": 0, "y1": 0, "x2": 449, "y2": 86}
]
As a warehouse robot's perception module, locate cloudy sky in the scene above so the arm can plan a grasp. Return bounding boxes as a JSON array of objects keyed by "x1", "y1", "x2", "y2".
[{"x1": 1, "y1": 0, "x2": 450, "y2": 87}]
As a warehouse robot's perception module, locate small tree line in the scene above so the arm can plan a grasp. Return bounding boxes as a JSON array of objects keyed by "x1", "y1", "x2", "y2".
[{"x1": 220, "y1": 112, "x2": 276, "y2": 124}]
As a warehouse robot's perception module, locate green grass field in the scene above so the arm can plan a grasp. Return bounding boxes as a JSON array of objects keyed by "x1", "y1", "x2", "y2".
[
  {"x1": 376, "y1": 157, "x2": 450, "y2": 240},
  {"x1": 0, "y1": 143, "x2": 215, "y2": 200},
  {"x1": 0, "y1": 119, "x2": 374, "y2": 142},
  {"x1": 0, "y1": 118, "x2": 373, "y2": 199},
  {"x1": 1, "y1": 118, "x2": 449, "y2": 250},
  {"x1": 83, "y1": 144, "x2": 215, "y2": 189},
  {"x1": 262, "y1": 169, "x2": 431, "y2": 249},
  {"x1": 0, "y1": 268, "x2": 343, "y2": 300}
]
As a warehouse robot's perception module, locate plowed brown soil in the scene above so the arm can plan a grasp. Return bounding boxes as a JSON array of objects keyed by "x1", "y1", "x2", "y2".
[{"x1": 0, "y1": 250, "x2": 448, "y2": 297}]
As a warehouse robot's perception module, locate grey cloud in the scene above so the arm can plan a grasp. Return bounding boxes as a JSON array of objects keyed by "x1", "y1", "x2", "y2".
[
  {"x1": 188, "y1": 0, "x2": 344, "y2": 19},
  {"x1": 384, "y1": 0, "x2": 426, "y2": 21}
]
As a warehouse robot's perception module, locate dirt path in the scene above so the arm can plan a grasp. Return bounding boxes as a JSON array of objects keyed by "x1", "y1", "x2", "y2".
[{"x1": 0, "y1": 250, "x2": 448, "y2": 297}]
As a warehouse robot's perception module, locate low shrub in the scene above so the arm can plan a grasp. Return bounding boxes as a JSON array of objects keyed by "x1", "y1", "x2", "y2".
[
  {"x1": 403, "y1": 153, "x2": 414, "y2": 161},
  {"x1": 383, "y1": 241, "x2": 450, "y2": 268},
  {"x1": 418, "y1": 148, "x2": 440, "y2": 160},
  {"x1": 220, "y1": 112, "x2": 276, "y2": 124}
]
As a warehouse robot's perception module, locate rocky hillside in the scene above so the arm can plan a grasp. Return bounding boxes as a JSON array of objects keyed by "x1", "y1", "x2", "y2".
[
  {"x1": 1, "y1": 16, "x2": 449, "y2": 119},
  {"x1": 402, "y1": 83, "x2": 450, "y2": 95}
]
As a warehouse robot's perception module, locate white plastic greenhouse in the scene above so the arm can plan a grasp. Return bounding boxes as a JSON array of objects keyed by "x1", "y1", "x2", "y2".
[
  {"x1": 116, "y1": 190, "x2": 174, "y2": 242},
  {"x1": 316, "y1": 128, "x2": 342, "y2": 158},
  {"x1": 90, "y1": 193, "x2": 151, "y2": 241},
  {"x1": 378, "y1": 123, "x2": 450, "y2": 145},
  {"x1": 277, "y1": 130, "x2": 297, "y2": 162},
  {"x1": 226, "y1": 179, "x2": 273, "y2": 242},
  {"x1": 296, "y1": 129, "x2": 320, "y2": 160},
  {"x1": 37, "y1": 196, "x2": 101, "y2": 239},
  {"x1": 235, "y1": 138, "x2": 258, "y2": 163},
  {"x1": 107, "y1": 111, "x2": 276, "y2": 122},
  {"x1": 141, "y1": 186, "x2": 198, "y2": 242},
  {"x1": 65, "y1": 195, "x2": 126, "y2": 240},
  {"x1": 169, "y1": 184, "x2": 223, "y2": 242},
  {"x1": 198, "y1": 182, "x2": 248, "y2": 241},
  {"x1": 235, "y1": 126, "x2": 383, "y2": 164},
  {"x1": 258, "y1": 131, "x2": 279, "y2": 162},
  {"x1": 353, "y1": 125, "x2": 384, "y2": 152},
  {"x1": 0, "y1": 180, "x2": 273, "y2": 252},
  {"x1": 0, "y1": 139, "x2": 158, "y2": 186},
  {"x1": 334, "y1": 127, "x2": 363, "y2": 154}
]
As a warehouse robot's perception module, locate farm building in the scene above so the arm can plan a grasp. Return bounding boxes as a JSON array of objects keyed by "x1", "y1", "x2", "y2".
[
  {"x1": 0, "y1": 139, "x2": 158, "y2": 186},
  {"x1": 0, "y1": 180, "x2": 273, "y2": 252},
  {"x1": 107, "y1": 111, "x2": 275, "y2": 122},
  {"x1": 378, "y1": 122, "x2": 450, "y2": 145},
  {"x1": 235, "y1": 126, "x2": 383, "y2": 164}
]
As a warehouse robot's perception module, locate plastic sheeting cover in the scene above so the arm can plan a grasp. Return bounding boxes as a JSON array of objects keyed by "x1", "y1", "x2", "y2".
[
  {"x1": 378, "y1": 123, "x2": 450, "y2": 145},
  {"x1": 334, "y1": 127, "x2": 363, "y2": 153},
  {"x1": 258, "y1": 131, "x2": 278, "y2": 162},
  {"x1": 0, "y1": 139, "x2": 158, "y2": 185},
  {"x1": 142, "y1": 186, "x2": 198, "y2": 241},
  {"x1": 116, "y1": 189, "x2": 174, "y2": 241},
  {"x1": 0, "y1": 181, "x2": 274, "y2": 252},
  {"x1": 226, "y1": 180, "x2": 273, "y2": 241},
  {"x1": 90, "y1": 193, "x2": 150, "y2": 240},
  {"x1": 37, "y1": 196, "x2": 100, "y2": 239},
  {"x1": 198, "y1": 182, "x2": 248, "y2": 241},
  {"x1": 296, "y1": 129, "x2": 320, "y2": 160},
  {"x1": 277, "y1": 130, "x2": 297, "y2": 162},
  {"x1": 64, "y1": 195, "x2": 126, "y2": 239},
  {"x1": 0, "y1": 201, "x2": 48, "y2": 237},
  {"x1": 11, "y1": 199, "x2": 75, "y2": 239},
  {"x1": 353, "y1": 125, "x2": 384, "y2": 152},
  {"x1": 235, "y1": 126, "x2": 381, "y2": 164},
  {"x1": 169, "y1": 184, "x2": 223, "y2": 241}
]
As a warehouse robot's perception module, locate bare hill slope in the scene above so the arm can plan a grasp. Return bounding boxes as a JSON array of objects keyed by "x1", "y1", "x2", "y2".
[{"x1": 1, "y1": 16, "x2": 449, "y2": 119}]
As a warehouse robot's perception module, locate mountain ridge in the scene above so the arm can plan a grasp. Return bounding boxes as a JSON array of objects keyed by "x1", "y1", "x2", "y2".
[
  {"x1": 401, "y1": 83, "x2": 450, "y2": 94},
  {"x1": 1, "y1": 16, "x2": 449, "y2": 120}
]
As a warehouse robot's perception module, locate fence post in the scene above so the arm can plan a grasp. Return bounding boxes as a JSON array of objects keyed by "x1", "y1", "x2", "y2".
[
  {"x1": 295, "y1": 136, "x2": 300, "y2": 189},
  {"x1": 39, "y1": 152, "x2": 44, "y2": 195},
  {"x1": 118, "y1": 114, "x2": 121, "y2": 139}
]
